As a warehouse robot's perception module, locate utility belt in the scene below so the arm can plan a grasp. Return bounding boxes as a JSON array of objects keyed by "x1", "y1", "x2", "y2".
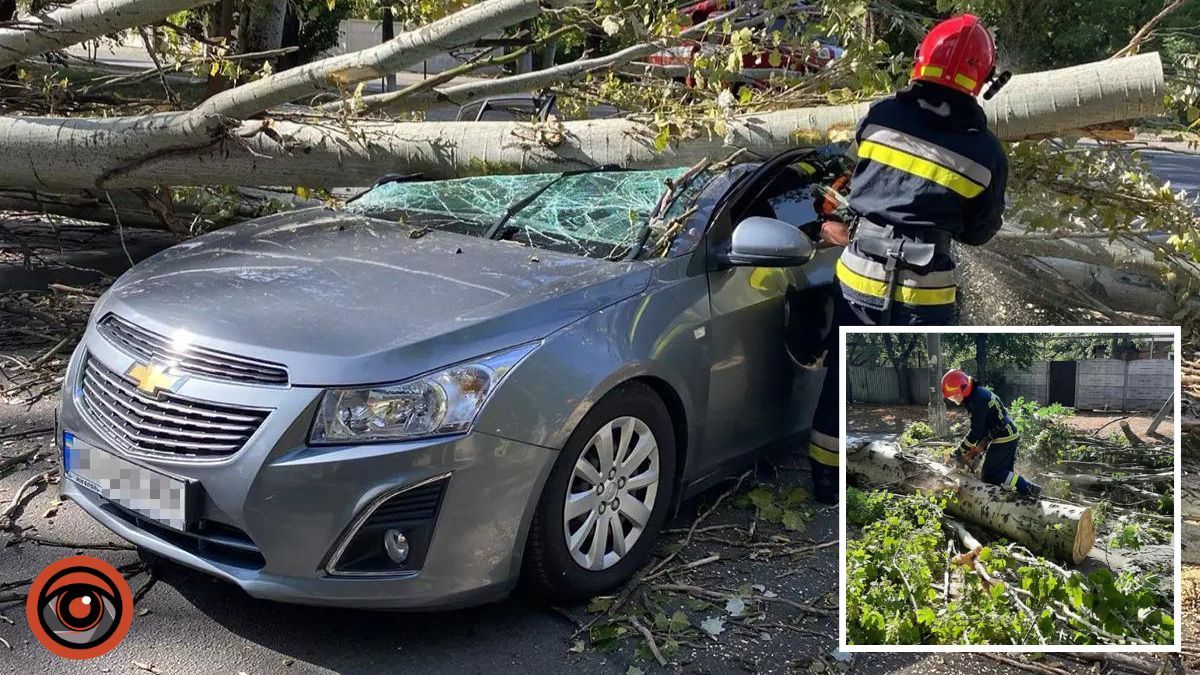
[
  {"x1": 836, "y1": 218, "x2": 957, "y2": 322},
  {"x1": 853, "y1": 219, "x2": 952, "y2": 256}
]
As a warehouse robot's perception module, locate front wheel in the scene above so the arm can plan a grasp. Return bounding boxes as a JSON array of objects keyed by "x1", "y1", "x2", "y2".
[{"x1": 522, "y1": 382, "x2": 676, "y2": 601}]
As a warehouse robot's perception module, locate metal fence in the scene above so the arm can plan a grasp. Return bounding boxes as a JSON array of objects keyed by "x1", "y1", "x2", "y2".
[{"x1": 848, "y1": 358, "x2": 1174, "y2": 411}]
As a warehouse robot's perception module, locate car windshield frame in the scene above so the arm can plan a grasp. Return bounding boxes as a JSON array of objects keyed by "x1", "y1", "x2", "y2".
[{"x1": 345, "y1": 168, "x2": 712, "y2": 261}]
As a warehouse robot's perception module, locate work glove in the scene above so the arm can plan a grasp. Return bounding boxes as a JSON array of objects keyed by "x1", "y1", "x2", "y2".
[{"x1": 952, "y1": 439, "x2": 984, "y2": 473}]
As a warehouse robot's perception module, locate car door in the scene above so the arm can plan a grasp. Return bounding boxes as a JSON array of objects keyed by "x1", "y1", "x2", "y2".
[{"x1": 698, "y1": 150, "x2": 840, "y2": 475}]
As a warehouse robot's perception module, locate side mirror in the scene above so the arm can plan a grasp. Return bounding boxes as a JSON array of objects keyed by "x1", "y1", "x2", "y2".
[{"x1": 728, "y1": 216, "x2": 815, "y2": 267}]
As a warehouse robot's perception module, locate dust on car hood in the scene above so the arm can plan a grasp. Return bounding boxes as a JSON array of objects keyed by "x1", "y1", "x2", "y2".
[{"x1": 97, "y1": 209, "x2": 650, "y2": 386}]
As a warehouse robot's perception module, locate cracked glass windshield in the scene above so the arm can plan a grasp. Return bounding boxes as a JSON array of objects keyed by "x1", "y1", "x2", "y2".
[{"x1": 346, "y1": 168, "x2": 709, "y2": 259}]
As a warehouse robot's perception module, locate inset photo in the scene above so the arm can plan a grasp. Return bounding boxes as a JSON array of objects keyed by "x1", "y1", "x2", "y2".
[{"x1": 840, "y1": 328, "x2": 1180, "y2": 650}]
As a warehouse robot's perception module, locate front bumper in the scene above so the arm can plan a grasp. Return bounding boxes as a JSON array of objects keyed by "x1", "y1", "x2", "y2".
[{"x1": 57, "y1": 330, "x2": 557, "y2": 609}]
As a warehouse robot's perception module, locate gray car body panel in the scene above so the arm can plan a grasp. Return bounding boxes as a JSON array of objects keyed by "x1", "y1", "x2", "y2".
[
  {"x1": 58, "y1": 160, "x2": 838, "y2": 609},
  {"x1": 98, "y1": 209, "x2": 651, "y2": 386}
]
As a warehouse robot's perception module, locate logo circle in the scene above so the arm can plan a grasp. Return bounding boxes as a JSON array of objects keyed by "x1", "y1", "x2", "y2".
[{"x1": 25, "y1": 556, "x2": 133, "y2": 659}]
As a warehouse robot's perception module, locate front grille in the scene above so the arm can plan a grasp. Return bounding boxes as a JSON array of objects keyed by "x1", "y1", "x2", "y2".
[
  {"x1": 98, "y1": 314, "x2": 289, "y2": 386},
  {"x1": 78, "y1": 354, "x2": 270, "y2": 460}
]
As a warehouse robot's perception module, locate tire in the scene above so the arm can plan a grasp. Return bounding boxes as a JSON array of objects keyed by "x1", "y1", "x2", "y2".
[{"x1": 522, "y1": 382, "x2": 677, "y2": 602}]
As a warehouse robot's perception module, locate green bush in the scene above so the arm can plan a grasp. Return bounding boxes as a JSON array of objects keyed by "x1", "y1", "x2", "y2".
[{"x1": 899, "y1": 421, "x2": 936, "y2": 448}]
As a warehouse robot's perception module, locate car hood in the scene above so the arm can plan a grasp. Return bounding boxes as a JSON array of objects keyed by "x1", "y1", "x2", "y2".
[{"x1": 98, "y1": 209, "x2": 650, "y2": 386}]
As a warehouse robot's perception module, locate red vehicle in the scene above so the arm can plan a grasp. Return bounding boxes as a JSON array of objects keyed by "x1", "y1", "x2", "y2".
[{"x1": 644, "y1": 0, "x2": 842, "y2": 86}]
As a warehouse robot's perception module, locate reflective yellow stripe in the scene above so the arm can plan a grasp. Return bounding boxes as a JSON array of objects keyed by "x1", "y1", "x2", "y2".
[
  {"x1": 857, "y1": 140, "x2": 985, "y2": 198},
  {"x1": 954, "y1": 73, "x2": 978, "y2": 91},
  {"x1": 839, "y1": 248, "x2": 958, "y2": 288},
  {"x1": 809, "y1": 443, "x2": 840, "y2": 467},
  {"x1": 992, "y1": 432, "x2": 1019, "y2": 443},
  {"x1": 836, "y1": 259, "x2": 957, "y2": 306},
  {"x1": 810, "y1": 430, "x2": 838, "y2": 451},
  {"x1": 919, "y1": 65, "x2": 944, "y2": 78},
  {"x1": 1004, "y1": 471, "x2": 1020, "y2": 490}
]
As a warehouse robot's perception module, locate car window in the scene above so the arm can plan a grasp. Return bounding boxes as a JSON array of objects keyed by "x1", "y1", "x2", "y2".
[{"x1": 346, "y1": 169, "x2": 712, "y2": 260}]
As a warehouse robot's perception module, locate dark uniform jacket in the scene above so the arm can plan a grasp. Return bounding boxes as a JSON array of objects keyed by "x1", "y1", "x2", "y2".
[
  {"x1": 836, "y1": 81, "x2": 1008, "y2": 316},
  {"x1": 961, "y1": 385, "x2": 1020, "y2": 450}
]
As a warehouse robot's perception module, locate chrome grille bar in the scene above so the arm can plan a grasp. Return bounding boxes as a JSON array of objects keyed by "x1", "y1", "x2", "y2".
[
  {"x1": 78, "y1": 354, "x2": 270, "y2": 460},
  {"x1": 98, "y1": 314, "x2": 289, "y2": 386}
]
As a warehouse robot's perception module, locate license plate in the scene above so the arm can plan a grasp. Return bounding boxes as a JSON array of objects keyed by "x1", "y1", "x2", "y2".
[{"x1": 63, "y1": 432, "x2": 194, "y2": 531}]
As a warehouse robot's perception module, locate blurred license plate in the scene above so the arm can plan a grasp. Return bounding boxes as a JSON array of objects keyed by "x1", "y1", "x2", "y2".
[{"x1": 63, "y1": 432, "x2": 193, "y2": 531}]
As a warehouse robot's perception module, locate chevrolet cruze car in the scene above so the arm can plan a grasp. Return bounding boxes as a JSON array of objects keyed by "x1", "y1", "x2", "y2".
[{"x1": 57, "y1": 148, "x2": 845, "y2": 609}]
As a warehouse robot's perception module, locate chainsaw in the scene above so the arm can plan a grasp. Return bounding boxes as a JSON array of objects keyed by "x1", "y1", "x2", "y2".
[{"x1": 952, "y1": 439, "x2": 987, "y2": 473}]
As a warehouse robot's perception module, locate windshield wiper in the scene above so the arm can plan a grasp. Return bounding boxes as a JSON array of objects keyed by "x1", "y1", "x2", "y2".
[{"x1": 484, "y1": 165, "x2": 621, "y2": 241}]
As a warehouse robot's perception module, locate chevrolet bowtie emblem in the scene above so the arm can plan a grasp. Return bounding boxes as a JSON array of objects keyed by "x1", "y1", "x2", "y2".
[{"x1": 125, "y1": 362, "x2": 186, "y2": 395}]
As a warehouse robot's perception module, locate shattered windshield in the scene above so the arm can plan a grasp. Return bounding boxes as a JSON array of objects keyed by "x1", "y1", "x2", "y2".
[{"x1": 346, "y1": 168, "x2": 709, "y2": 259}]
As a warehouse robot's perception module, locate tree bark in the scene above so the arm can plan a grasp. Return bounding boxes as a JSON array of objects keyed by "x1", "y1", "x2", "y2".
[
  {"x1": 848, "y1": 440, "x2": 1096, "y2": 563},
  {"x1": 976, "y1": 334, "x2": 988, "y2": 383},
  {"x1": 0, "y1": 0, "x2": 214, "y2": 69},
  {"x1": 240, "y1": 0, "x2": 287, "y2": 56},
  {"x1": 928, "y1": 335, "x2": 948, "y2": 435},
  {"x1": 0, "y1": 53, "x2": 1166, "y2": 191}
]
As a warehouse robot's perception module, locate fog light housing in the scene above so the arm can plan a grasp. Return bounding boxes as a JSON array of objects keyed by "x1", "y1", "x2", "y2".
[{"x1": 383, "y1": 529, "x2": 410, "y2": 564}]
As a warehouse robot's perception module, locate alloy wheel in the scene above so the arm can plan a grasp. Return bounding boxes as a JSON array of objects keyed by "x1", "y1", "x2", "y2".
[{"x1": 562, "y1": 416, "x2": 661, "y2": 571}]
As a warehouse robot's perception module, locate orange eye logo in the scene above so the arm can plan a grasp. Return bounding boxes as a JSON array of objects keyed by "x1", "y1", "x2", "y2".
[{"x1": 26, "y1": 556, "x2": 133, "y2": 659}]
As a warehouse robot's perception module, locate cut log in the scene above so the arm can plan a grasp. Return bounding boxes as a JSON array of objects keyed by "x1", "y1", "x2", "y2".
[
  {"x1": 848, "y1": 440, "x2": 1096, "y2": 563},
  {"x1": 1119, "y1": 421, "x2": 1145, "y2": 446}
]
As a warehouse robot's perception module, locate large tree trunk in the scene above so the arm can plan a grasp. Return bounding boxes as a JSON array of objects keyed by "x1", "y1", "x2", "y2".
[
  {"x1": 848, "y1": 440, "x2": 1096, "y2": 563},
  {"x1": 0, "y1": 0, "x2": 214, "y2": 69},
  {"x1": 0, "y1": 54, "x2": 1166, "y2": 191},
  {"x1": 240, "y1": 0, "x2": 287, "y2": 55}
]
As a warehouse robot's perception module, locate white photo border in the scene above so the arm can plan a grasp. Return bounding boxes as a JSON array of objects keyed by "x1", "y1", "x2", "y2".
[{"x1": 837, "y1": 324, "x2": 1183, "y2": 653}]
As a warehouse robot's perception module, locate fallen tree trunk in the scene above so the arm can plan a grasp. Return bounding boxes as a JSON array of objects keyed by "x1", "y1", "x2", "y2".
[
  {"x1": 1043, "y1": 471, "x2": 1172, "y2": 487},
  {"x1": 848, "y1": 440, "x2": 1096, "y2": 563},
  {"x1": 0, "y1": 0, "x2": 213, "y2": 69},
  {"x1": 0, "y1": 53, "x2": 1165, "y2": 191}
]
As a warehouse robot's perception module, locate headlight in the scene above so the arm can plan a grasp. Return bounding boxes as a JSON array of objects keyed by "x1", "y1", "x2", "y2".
[{"x1": 309, "y1": 343, "x2": 538, "y2": 444}]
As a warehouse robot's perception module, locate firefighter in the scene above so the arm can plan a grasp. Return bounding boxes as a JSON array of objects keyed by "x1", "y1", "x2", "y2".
[
  {"x1": 941, "y1": 369, "x2": 1042, "y2": 497},
  {"x1": 821, "y1": 14, "x2": 1010, "y2": 326}
]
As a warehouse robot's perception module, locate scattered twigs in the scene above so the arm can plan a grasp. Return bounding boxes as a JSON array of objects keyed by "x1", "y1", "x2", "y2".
[
  {"x1": 0, "y1": 447, "x2": 42, "y2": 480},
  {"x1": 0, "y1": 468, "x2": 55, "y2": 529},
  {"x1": 0, "y1": 426, "x2": 53, "y2": 442},
  {"x1": 644, "y1": 469, "x2": 752, "y2": 580},
  {"x1": 651, "y1": 583, "x2": 835, "y2": 617},
  {"x1": 983, "y1": 653, "x2": 1073, "y2": 675},
  {"x1": 627, "y1": 615, "x2": 668, "y2": 667},
  {"x1": 12, "y1": 534, "x2": 134, "y2": 551}
]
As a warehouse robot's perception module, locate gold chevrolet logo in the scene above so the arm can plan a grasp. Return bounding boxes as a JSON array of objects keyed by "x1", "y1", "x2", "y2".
[{"x1": 125, "y1": 362, "x2": 186, "y2": 395}]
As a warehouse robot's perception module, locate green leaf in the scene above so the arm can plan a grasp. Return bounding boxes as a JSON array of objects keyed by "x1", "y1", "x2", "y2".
[
  {"x1": 653, "y1": 126, "x2": 671, "y2": 152},
  {"x1": 669, "y1": 610, "x2": 689, "y2": 632},
  {"x1": 915, "y1": 607, "x2": 936, "y2": 625},
  {"x1": 586, "y1": 596, "x2": 614, "y2": 613},
  {"x1": 781, "y1": 509, "x2": 806, "y2": 531}
]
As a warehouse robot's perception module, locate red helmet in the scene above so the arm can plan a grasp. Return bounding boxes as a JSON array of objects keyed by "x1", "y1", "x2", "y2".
[
  {"x1": 911, "y1": 14, "x2": 996, "y2": 97},
  {"x1": 941, "y1": 369, "x2": 973, "y2": 400}
]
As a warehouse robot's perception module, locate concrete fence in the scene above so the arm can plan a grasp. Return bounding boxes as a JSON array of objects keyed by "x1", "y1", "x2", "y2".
[
  {"x1": 848, "y1": 358, "x2": 1174, "y2": 412},
  {"x1": 847, "y1": 366, "x2": 930, "y2": 404}
]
